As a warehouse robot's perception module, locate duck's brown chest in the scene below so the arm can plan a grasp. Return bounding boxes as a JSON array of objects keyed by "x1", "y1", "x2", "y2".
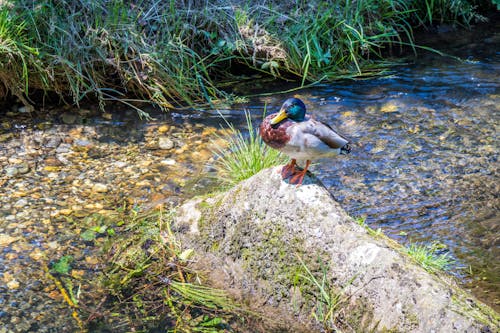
[{"x1": 259, "y1": 114, "x2": 292, "y2": 149}]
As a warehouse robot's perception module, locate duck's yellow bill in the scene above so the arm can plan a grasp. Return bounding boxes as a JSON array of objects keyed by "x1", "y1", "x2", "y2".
[{"x1": 270, "y1": 108, "x2": 288, "y2": 125}]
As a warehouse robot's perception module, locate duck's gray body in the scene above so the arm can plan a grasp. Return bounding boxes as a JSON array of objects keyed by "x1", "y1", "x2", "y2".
[{"x1": 279, "y1": 116, "x2": 350, "y2": 161}]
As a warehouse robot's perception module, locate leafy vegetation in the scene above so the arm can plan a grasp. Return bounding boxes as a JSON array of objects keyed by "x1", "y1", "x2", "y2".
[
  {"x1": 0, "y1": 0, "x2": 493, "y2": 111},
  {"x1": 1, "y1": 0, "x2": 240, "y2": 115},
  {"x1": 0, "y1": 7, "x2": 41, "y2": 108},
  {"x1": 404, "y1": 242, "x2": 455, "y2": 273},
  {"x1": 91, "y1": 209, "x2": 243, "y2": 332},
  {"x1": 50, "y1": 255, "x2": 74, "y2": 275},
  {"x1": 294, "y1": 256, "x2": 356, "y2": 332},
  {"x1": 355, "y1": 216, "x2": 385, "y2": 237},
  {"x1": 212, "y1": 109, "x2": 287, "y2": 185}
]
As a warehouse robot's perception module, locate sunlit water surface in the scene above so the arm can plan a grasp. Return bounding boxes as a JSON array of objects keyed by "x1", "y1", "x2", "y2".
[
  {"x1": 232, "y1": 24, "x2": 499, "y2": 310},
  {"x1": 0, "y1": 20, "x2": 498, "y2": 332}
]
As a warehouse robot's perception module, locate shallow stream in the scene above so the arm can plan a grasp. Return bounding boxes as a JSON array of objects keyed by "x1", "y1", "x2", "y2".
[
  {"x1": 0, "y1": 21, "x2": 498, "y2": 332},
  {"x1": 241, "y1": 25, "x2": 500, "y2": 310}
]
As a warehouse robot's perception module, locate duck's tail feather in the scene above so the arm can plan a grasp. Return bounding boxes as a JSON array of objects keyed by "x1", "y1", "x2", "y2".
[{"x1": 340, "y1": 143, "x2": 351, "y2": 155}]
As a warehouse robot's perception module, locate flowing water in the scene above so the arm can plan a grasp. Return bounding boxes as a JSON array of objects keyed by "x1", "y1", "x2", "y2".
[
  {"x1": 233, "y1": 23, "x2": 500, "y2": 310},
  {"x1": 0, "y1": 21, "x2": 498, "y2": 332}
]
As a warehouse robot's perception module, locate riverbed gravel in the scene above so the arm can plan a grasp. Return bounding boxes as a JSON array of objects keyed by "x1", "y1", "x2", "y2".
[{"x1": 0, "y1": 104, "x2": 226, "y2": 332}]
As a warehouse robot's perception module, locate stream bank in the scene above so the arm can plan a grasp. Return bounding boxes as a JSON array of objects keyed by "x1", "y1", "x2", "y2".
[{"x1": 0, "y1": 104, "x2": 227, "y2": 332}]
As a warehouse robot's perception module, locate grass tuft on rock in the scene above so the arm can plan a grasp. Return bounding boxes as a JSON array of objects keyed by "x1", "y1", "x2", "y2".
[
  {"x1": 294, "y1": 256, "x2": 356, "y2": 332},
  {"x1": 212, "y1": 109, "x2": 287, "y2": 185},
  {"x1": 404, "y1": 242, "x2": 455, "y2": 273}
]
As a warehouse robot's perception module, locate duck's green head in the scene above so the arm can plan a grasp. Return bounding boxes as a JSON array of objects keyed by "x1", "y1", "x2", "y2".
[{"x1": 270, "y1": 98, "x2": 306, "y2": 125}]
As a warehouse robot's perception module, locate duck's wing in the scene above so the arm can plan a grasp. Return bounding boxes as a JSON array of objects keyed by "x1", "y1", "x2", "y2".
[{"x1": 301, "y1": 119, "x2": 350, "y2": 149}]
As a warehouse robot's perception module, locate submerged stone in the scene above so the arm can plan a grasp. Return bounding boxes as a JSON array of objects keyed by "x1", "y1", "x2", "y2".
[
  {"x1": 13, "y1": 199, "x2": 28, "y2": 209},
  {"x1": 0, "y1": 234, "x2": 19, "y2": 247},
  {"x1": 158, "y1": 136, "x2": 175, "y2": 150},
  {"x1": 61, "y1": 112, "x2": 78, "y2": 124},
  {"x1": 4, "y1": 167, "x2": 18, "y2": 177},
  {"x1": 92, "y1": 183, "x2": 108, "y2": 193},
  {"x1": 16, "y1": 163, "x2": 30, "y2": 175}
]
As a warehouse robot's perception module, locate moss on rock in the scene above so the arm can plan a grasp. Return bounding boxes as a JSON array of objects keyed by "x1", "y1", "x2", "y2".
[{"x1": 175, "y1": 167, "x2": 499, "y2": 332}]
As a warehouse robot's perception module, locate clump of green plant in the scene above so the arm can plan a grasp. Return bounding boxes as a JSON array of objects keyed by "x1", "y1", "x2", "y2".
[
  {"x1": 1, "y1": 0, "x2": 239, "y2": 113},
  {"x1": 78, "y1": 213, "x2": 119, "y2": 241},
  {"x1": 92, "y1": 209, "x2": 241, "y2": 332},
  {"x1": 355, "y1": 216, "x2": 384, "y2": 237},
  {"x1": 404, "y1": 242, "x2": 454, "y2": 272},
  {"x1": 0, "y1": 7, "x2": 42, "y2": 108},
  {"x1": 212, "y1": 110, "x2": 288, "y2": 185},
  {"x1": 0, "y1": 0, "x2": 490, "y2": 112},
  {"x1": 50, "y1": 255, "x2": 74, "y2": 275},
  {"x1": 268, "y1": 1, "x2": 412, "y2": 83},
  {"x1": 294, "y1": 256, "x2": 355, "y2": 332}
]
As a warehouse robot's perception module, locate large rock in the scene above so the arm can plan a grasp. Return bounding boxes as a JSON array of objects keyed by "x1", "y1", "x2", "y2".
[{"x1": 174, "y1": 167, "x2": 499, "y2": 332}]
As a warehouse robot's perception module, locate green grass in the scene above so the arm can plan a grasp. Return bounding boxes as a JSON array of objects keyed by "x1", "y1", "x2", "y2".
[
  {"x1": 0, "y1": 7, "x2": 42, "y2": 108},
  {"x1": 355, "y1": 216, "x2": 385, "y2": 237},
  {"x1": 411, "y1": 0, "x2": 488, "y2": 27},
  {"x1": 0, "y1": 0, "x2": 491, "y2": 111},
  {"x1": 91, "y1": 209, "x2": 242, "y2": 332},
  {"x1": 212, "y1": 109, "x2": 288, "y2": 185},
  {"x1": 354, "y1": 216, "x2": 454, "y2": 273},
  {"x1": 264, "y1": 0, "x2": 415, "y2": 82},
  {"x1": 1, "y1": 0, "x2": 238, "y2": 113},
  {"x1": 404, "y1": 242, "x2": 454, "y2": 273},
  {"x1": 294, "y1": 256, "x2": 355, "y2": 332}
]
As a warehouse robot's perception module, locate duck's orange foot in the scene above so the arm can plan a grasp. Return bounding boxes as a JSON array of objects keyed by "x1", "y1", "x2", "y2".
[
  {"x1": 288, "y1": 160, "x2": 311, "y2": 186},
  {"x1": 289, "y1": 170, "x2": 307, "y2": 185},
  {"x1": 281, "y1": 159, "x2": 297, "y2": 179}
]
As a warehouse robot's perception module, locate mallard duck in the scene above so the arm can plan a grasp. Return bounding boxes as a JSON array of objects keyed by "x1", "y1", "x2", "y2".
[{"x1": 259, "y1": 97, "x2": 351, "y2": 185}]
